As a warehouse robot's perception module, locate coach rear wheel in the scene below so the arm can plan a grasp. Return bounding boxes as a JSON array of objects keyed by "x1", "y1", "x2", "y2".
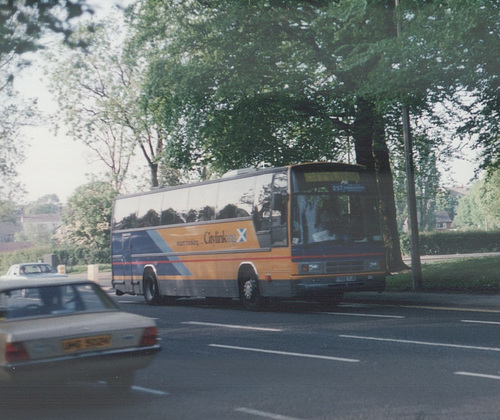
[
  {"x1": 144, "y1": 272, "x2": 161, "y2": 305},
  {"x1": 241, "y1": 277, "x2": 264, "y2": 311}
]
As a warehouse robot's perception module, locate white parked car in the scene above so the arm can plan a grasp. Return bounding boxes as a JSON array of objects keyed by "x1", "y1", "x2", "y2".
[
  {"x1": 0, "y1": 263, "x2": 67, "y2": 280},
  {"x1": 0, "y1": 278, "x2": 161, "y2": 391}
]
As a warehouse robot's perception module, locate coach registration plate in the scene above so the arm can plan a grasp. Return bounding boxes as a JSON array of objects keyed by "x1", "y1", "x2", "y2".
[
  {"x1": 62, "y1": 335, "x2": 111, "y2": 352},
  {"x1": 335, "y1": 276, "x2": 357, "y2": 282}
]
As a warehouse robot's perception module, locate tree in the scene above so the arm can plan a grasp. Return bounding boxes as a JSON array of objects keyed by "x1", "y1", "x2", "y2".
[
  {"x1": 0, "y1": 1, "x2": 93, "y2": 58},
  {"x1": 435, "y1": 188, "x2": 459, "y2": 222},
  {"x1": 454, "y1": 170, "x2": 500, "y2": 231},
  {"x1": 393, "y1": 132, "x2": 441, "y2": 231},
  {"x1": 49, "y1": 13, "x2": 137, "y2": 191},
  {"x1": 59, "y1": 181, "x2": 118, "y2": 260},
  {"x1": 24, "y1": 194, "x2": 60, "y2": 215},
  {"x1": 49, "y1": 9, "x2": 180, "y2": 190}
]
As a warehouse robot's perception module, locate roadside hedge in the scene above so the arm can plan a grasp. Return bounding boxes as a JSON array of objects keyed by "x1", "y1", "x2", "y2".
[
  {"x1": 0, "y1": 245, "x2": 110, "y2": 274},
  {"x1": 400, "y1": 230, "x2": 500, "y2": 255}
]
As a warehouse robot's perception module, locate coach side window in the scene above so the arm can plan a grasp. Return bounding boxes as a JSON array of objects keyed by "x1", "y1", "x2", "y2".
[
  {"x1": 253, "y1": 174, "x2": 273, "y2": 232},
  {"x1": 113, "y1": 197, "x2": 139, "y2": 230},
  {"x1": 216, "y1": 177, "x2": 255, "y2": 220},
  {"x1": 161, "y1": 189, "x2": 189, "y2": 225},
  {"x1": 187, "y1": 184, "x2": 218, "y2": 222},
  {"x1": 271, "y1": 173, "x2": 288, "y2": 246},
  {"x1": 137, "y1": 193, "x2": 162, "y2": 228}
]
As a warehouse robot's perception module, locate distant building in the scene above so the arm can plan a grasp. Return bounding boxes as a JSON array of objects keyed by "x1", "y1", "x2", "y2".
[
  {"x1": 435, "y1": 210, "x2": 453, "y2": 230},
  {"x1": 0, "y1": 212, "x2": 62, "y2": 253},
  {"x1": 0, "y1": 222, "x2": 22, "y2": 242},
  {"x1": 20, "y1": 213, "x2": 61, "y2": 232}
]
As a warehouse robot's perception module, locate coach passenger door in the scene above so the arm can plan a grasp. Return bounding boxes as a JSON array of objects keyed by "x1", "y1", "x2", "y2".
[
  {"x1": 271, "y1": 173, "x2": 288, "y2": 247},
  {"x1": 111, "y1": 233, "x2": 134, "y2": 293},
  {"x1": 121, "y1": 233, "x2": 135, "y2": 293}
]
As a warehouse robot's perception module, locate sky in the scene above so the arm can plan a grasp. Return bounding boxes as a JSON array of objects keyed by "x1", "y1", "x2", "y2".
[
  {"x1": 13, "y1": 1, "x2": 478, "y2": 204},
  {"x1": 17, "y1": 81, "x2": 107, "y2": 204}
]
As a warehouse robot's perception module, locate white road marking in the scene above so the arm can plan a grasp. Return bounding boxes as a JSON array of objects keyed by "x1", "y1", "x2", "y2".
[
  {"x1": 399, "y1": 305, "x2": 500, "y2": 314},
  {"x1": 209, "y1": 344, "x2": 359, "y2": 363},
  {"x1": 322, "y1": 312, "x2": 405, "y2": 319},
  {"x1": 455, "y1": 371, "x2": 500, "y2": 381},
  {"x1": 235, "y1": 407, "x2": 304, "y2": 420},
  {"x1": 131, "y1": 385, "x2": 170, "y2": 396},
  {"x1": 340, "y1": 334, "x2": 500, "y2": 352},
  {"x1": 183, "y1": 321, "x2": 282, "y2": 332},
  {"x1": 462, "y1": 319, "x2": 500, "y2": 326}
]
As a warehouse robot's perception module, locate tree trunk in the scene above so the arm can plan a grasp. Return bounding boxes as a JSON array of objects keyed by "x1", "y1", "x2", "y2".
[
  {"x1": 372, "y1": 112, "x2": 408, "y2": 272},
  {"x1": 150, "y1": 162, "x2": 159, "y2": 188},
  {"x1": 353, "y1": 99, "x2": 407, "y2": 272}
]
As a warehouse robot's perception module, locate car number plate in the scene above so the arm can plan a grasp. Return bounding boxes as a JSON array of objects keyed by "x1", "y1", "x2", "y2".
[
  {"x1": 335, "y1": 276, "x2": 357, "y2": 282},
  {"x1": 62, "y1": 335, "x2": 112, "y2": 352}
]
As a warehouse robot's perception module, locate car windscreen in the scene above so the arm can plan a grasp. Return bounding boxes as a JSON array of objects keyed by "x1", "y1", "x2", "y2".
[
  {"x1": 22, "y1": 264, "x2": 55, "y2": 274},
  {"x1": 0, "y1": 283, "x2": 119, "y2": 320}
]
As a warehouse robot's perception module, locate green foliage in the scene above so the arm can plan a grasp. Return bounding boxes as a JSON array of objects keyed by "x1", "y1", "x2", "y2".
[
  {"x1": 52, "y1": 245, "x2": 110, "y2": 266},
  {"x1": 128, "y1": 1, "x2": 357, "y2": 172},
  {"x1": 0, "y1": 245, "x2": 53, "y2": 274},
  {"x1": 0, "y1": 1, "x2": 92, "y2": 57},
  {"x1": 23, "y1": 194, "x2": 60, "y2": 215},
  {"x1": 454, "y1": 170, "x2": 500, "y2": 230},
  {"x1": 59, "y1": 181, "x2": 118, "y2": 258},
  {"x1": 392, "y1": 133, "x2": 442, "y2": 231},
  {"x1": 436, "y1": 188, "x2": 459, "y2": 221},
  {"x1": 0, "y1": 199, "x2": 16, "y2": 223},
  {"x1": 400, "y1": 230, "x2": 500, "y2": 256},
  {"x1": 128, "y1": 0, "x2": 500, "y2": 174}
]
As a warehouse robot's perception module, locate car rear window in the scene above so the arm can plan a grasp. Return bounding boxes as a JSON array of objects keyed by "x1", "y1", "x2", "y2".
[{"x1": 0, "y1": 283, "x2": 118, "y2": 320}]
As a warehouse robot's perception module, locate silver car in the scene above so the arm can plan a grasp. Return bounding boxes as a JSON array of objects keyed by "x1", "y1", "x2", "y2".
[
  {"x1": 0, "y1": 278, "x2": 160, "y2": 391},
  {"x1": 1, "y1": 263, "x2": 67, "y2": 280}
]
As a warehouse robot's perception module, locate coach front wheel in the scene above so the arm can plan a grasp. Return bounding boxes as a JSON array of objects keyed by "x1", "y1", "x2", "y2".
[
  {"x1": 143, "y1": 272, "x2": 161, "y2": 305},
  {"x1": 241, "y1": 277, "x2": 264, "y2": 311}
]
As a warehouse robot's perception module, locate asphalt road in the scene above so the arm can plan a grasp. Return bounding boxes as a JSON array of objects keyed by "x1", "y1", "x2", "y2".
[{"x1": 5, "y1": 280, "x2": 500, "y2": 420}]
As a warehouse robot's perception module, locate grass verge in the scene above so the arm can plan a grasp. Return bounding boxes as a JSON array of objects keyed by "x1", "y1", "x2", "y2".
[
  {"x1": 387, "y1": 256, "x2": 500, "y2": 294},
  {"x1": 65, "y1": 264, "x2": 111, "y2": 275}
]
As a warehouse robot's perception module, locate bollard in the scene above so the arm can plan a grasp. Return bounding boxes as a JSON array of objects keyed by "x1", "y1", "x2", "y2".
[{"x1": 87, "y1": 264, "x2": 99, "y2": 283}]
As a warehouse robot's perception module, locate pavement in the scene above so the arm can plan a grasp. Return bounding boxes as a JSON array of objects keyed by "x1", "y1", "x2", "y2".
[{"x1": 342, "y1": 291, "x2": 500, "y2": 312}]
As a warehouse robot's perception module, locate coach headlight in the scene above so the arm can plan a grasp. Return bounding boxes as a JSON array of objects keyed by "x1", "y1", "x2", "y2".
[{"x1": 300, "y1": 262, "x2": 323, "y2": 274}]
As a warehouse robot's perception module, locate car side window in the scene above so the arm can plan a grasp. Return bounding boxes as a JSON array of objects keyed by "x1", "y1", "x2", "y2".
[{"x1": 0, "y1": 284, "x2": 117, "y2": 320}]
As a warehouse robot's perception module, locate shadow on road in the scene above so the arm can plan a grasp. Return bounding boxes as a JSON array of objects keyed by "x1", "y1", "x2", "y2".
[{"x1": 0, "y1": 381, "x2": 164, "y2": 420}]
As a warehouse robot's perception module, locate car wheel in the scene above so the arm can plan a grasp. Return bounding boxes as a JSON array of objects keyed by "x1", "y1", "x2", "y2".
[
  {"x1": 240, "y1": 277, "x2": 264, "y2": 311},
  {"x1": 144, "y1": 272, "x2": 161, "y2": 305}
]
